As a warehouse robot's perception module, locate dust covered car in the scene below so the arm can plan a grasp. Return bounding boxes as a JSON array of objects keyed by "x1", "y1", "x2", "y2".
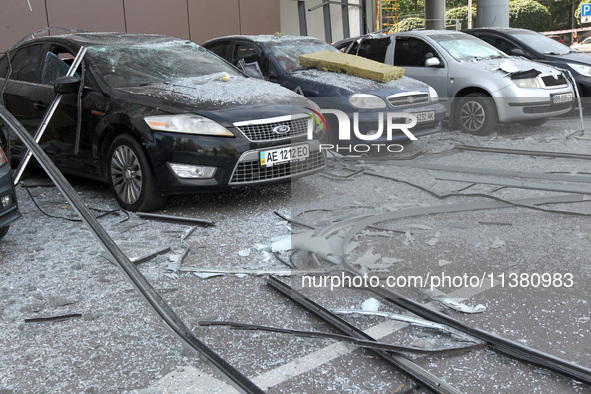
[
  {"x1": 203, "y1": 35, "x2": 445, "y2": 148},
  {"x1": 0, "y1": 33, "x2": 326, "y2": 211},
  {"x1": 336, "y1": 31, "x2": 575, "y2": 135},
  {"x1": 0, "y1": 145, "x2": 20, "y2": 239}
]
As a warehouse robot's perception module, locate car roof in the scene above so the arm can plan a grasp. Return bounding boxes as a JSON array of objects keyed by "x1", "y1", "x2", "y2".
[
  {"x1": 464, "y1": 27, "x2": 534, "y2": 34},
  {"x1": 18, "y1": 32, "x2": 183, "y2": 48},
  {"x1": 205, "y1": 34, "x2": 325, "y2": 45}
]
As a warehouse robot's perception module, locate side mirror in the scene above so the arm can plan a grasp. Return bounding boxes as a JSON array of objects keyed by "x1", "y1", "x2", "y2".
[
  {"x1": 54, "y1": 75, "x2": 81, "y2": 94},
  {"x1": 425, "y1": 57, "x2": 441, "y2": 67},
  {"x1": 510, "y1": 48, "x2": 526, "y2": 57}
]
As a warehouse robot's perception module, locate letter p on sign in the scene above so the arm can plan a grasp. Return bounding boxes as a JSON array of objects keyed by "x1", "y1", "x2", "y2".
[{"x1": 582, "y1": 4, "x2": 591, "y2": 23}]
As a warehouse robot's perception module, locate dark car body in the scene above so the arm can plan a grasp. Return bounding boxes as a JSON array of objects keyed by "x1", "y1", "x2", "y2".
[
  {"x1": 0, "y1": 33, "x2": 326, "y2": 211},
  {"x1": 464, "y1": 27, "x2": 591, "y2": 106},
  {"x1": 202, "y1": 35, "x2": 446, "y2": 147},
  {"x1": 0, "y1": 145, "x2": 21, "y2": 239}
]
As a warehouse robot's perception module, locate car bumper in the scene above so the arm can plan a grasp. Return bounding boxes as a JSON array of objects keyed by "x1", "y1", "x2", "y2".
[
  {"x1": 0, "y1": 164, "x2": 21, "y2": 228},
  {"x1": 495, "y1": 86, "x2": 574, "y2": 122},
  {"x1": 147, "y1": 134, "x2": 326, "y2": 195}
]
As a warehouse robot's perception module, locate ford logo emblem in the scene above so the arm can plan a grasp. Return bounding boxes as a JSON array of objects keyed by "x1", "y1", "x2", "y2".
[{"x1": 273, "y1": 125, "x2": 290, "y2": 134}]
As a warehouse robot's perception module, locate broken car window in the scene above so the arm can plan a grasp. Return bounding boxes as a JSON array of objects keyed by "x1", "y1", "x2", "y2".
[
  {"x1": 266, "y1": 40, "x2": 340, "y2": 72},
  {"x1": 431, "y1": 34, "x2": 506, "y2": 62},
  {"x1": 41, "y1": 52, "x2": 71, "y2": 85},
  {"x1": 233, "y1": 43, "x2": 270, "y2": 79},
  {"x1": 86, "y1": 40, "x2": 242, "y2": 88},
  {"x1": 2, "y1": 44, "x2": 45, "y2": 83}
]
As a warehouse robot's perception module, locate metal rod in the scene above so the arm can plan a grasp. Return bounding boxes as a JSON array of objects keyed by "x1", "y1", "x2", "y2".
[
  {"x1": 455, "y1": 144, "x2": 591, "y2": 160},
  {"x1": 267, "y1": 276, "x2": 463, "y2": 394}
]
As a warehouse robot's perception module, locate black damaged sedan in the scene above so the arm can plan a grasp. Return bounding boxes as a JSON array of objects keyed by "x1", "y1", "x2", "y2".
[
  {"x1": 0, "y1": 144, "x2": 20, "y2": 239},
  {"x1": 0, "y1": 33, "x2": 326, "y2": 211}
]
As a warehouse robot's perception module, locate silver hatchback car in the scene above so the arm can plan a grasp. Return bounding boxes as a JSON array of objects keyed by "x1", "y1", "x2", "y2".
[{"x1": 336, "y1": 30, "x2": 575, "y2": 134}]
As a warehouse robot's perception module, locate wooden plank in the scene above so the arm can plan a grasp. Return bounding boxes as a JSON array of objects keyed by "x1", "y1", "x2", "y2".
[{"x1": 299, "y1": 51, "x2": 405, "y2": 82}]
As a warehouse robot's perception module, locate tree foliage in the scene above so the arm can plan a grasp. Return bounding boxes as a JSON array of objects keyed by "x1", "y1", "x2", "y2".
[
  {"x1": 384, "y1": 0, "x2": 554, "y2": 32},
  {"x1": 398, "y1": 16, "x2": 425, "y2": 31},
  {"x1": 446, "y1": 6, "x2": 477, "y2": 29},
  {"x1": 509, "y1": 0, "x2": 552, "y2": 31}
]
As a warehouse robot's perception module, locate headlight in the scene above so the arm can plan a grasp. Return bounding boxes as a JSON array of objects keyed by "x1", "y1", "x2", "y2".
[
  {"x1": 428, "y1": 86, "x2": 439, "y2": 103},
  {"x1": 0, "y1": 146, "x2": 7, "y2": 167},
  {"x1": 144, "y1": 114, "x2": 234, "y2": 137},
  {"x1": 513, "y1": 77, "x2": 541, "y2": 89},
  {"x1": 568, "y1": 63, "x2": 591, "y2": 77},
  {"x1": 348, "y1": 94, "x2": 387, "y2": 109}
]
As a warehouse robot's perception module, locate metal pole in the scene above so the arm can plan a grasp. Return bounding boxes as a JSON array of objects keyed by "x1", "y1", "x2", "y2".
[
  {"x1": 342, "y1": 0, "x2": 350, "y2": 38},
  {"x1": 298, "y1": 0, "x2": 308, "y2": 36}
]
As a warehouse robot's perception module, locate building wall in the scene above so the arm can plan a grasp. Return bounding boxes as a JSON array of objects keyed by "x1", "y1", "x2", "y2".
[
  {"x1": 280, "y1": 0, "x2": 362, "y2": 43},
  {"x1": 0, "y1": 0, "x2": 280, "y2": 53}
]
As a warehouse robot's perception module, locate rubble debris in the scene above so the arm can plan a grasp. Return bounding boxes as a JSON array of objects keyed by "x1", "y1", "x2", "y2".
[
  {"x1": 361, "y1": 298, "x2": 381, "y2": 312},
  {"x1": 136, "y1": 212, "x2": 214, "y2": 226},
  {"x1": 198, "y1": 320, "x2": 485, "y2": 355},
  {"x1": 130, "y1": 247, "x2": 172, "y2": 265},
  {"x1": 455, "y1": 144, "x2": 591, "y2": 161},
  {"x1": 25, "y1": 313, "x2": 82, "y2": 323},
  {"x1": 421, "y1": 288, "x2": 486, "y2": 314},
  {"x1": 436, "y1": 173, "x2": 591, "y2": 195},
  {"x1": 273, "y1": 210, "x2": 314, "y2": 229}
]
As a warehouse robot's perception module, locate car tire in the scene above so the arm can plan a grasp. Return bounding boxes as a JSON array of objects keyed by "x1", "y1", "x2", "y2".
[
  {"x1": 107, "y1": 134, "x2": 167, "y2": 212},
  {"x1": 0, "y1": 226, "x2": 8, "y2": 239},
  {"x1": 454, "y1": 93, "x2": 498, "y2": 135},
  {"x1": 519, "y1": 117, "x2": 549, "y2": 127}
]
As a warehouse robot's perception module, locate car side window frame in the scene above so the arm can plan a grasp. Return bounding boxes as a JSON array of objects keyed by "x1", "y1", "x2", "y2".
[
  {"x1": 1, "y1": 43, "x2": 47, "y2": 84},
  {"x1": 393, "y1": 36, "x2": 443, "y2": 68},
  {"x1": 232, "y1": 41, "x2": 277, "y2": 80},
  {"x1": 475, "y1": 34, "x2": 528, "y2": 58}
]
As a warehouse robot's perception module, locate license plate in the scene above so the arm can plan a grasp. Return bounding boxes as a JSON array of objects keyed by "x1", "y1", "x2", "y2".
[
  {"x1": 260, "y1": 144, "x2": 309, "y2": 167},
  {"x1": 414, "y1": 111, "x2": 435, "y2": 123},
  {"x1": 552, "y1": 93, "x2": 573, "y2": 104}
]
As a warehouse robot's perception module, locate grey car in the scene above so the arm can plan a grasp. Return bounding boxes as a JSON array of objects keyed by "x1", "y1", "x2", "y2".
[
  {"x1": 336, "y1": 30, "x2": 575, "y2": 134},
  {"x1": 0, "y1": 144, "x2": 20, "y2": 239}
]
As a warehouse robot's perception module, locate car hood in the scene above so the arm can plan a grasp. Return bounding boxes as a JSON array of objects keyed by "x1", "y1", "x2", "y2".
[
  {"x1": 114, "y1": 74, "x2": 314, "y2": 126},
  {"x1": 543, "y1": 51, "x2": 591, "y2": 65},
  {"x1": 116, "y1": 74, "x2": 308, "y2": 111},
  {"x1": 289, "y1": 69, "x2": 430, "y2": 96},
  {"x1": 460, "y1": 57, "x2": 563, "y2": 77}
]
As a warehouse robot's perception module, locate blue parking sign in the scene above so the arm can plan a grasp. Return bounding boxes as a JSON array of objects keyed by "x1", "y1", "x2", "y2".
[{"x1": 583, "y1": 4, "x2": 591, "y2": 23}]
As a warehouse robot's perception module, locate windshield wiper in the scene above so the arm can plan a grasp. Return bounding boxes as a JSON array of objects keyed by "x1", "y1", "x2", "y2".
[{"x1": 544, "y1": 51, "x2": 568, "y2": 55}]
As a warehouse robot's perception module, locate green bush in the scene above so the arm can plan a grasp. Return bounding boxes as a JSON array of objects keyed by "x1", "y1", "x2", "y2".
[
  {"x1": 398, "y1": 17, "x2": 425, "y2": 31},
  {"x1": 509, "y1": 0, "x2": 551, "y2": 31},
  {"x1": 446, "y1": 6, "x2": 477, "y2": 30}
]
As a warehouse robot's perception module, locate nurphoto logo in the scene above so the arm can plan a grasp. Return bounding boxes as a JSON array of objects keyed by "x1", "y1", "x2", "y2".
[{"x1": 306, "y1": 107, "x2": 418, "y2": 154}]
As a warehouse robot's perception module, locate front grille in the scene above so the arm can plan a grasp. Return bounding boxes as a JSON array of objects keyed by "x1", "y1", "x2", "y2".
[
  {"x1": 541, "y1": 75, "x2": 567, "y2": 87},
  {"x1": 230, "y1": 149, "x2": 326, "y2": 184},
  {"x1": 387, "y1": 93, "x2": 429, "y2": 107},
  {"x1": 234, "y1": 116, "x2": 309, "y2": 141}
]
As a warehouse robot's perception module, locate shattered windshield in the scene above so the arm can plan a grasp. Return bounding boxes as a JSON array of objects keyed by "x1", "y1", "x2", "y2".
[
  {"x1": 508, "y1": 31, "x2": 575, "y2": 55},
  {"x1": 86, "y1": 40, "x2": 242, "y2": 88},
  {"x1": 266, "y1": 40, "x2": 340, "y2": 72},
  {"x1": 431, "y1": 34, "x2": 507, "y2": 62}
]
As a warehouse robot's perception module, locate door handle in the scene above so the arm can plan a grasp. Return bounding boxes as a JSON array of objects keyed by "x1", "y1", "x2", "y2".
[{"x1": 33, "y1": 102, "x2": 47, "y2": 111}]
